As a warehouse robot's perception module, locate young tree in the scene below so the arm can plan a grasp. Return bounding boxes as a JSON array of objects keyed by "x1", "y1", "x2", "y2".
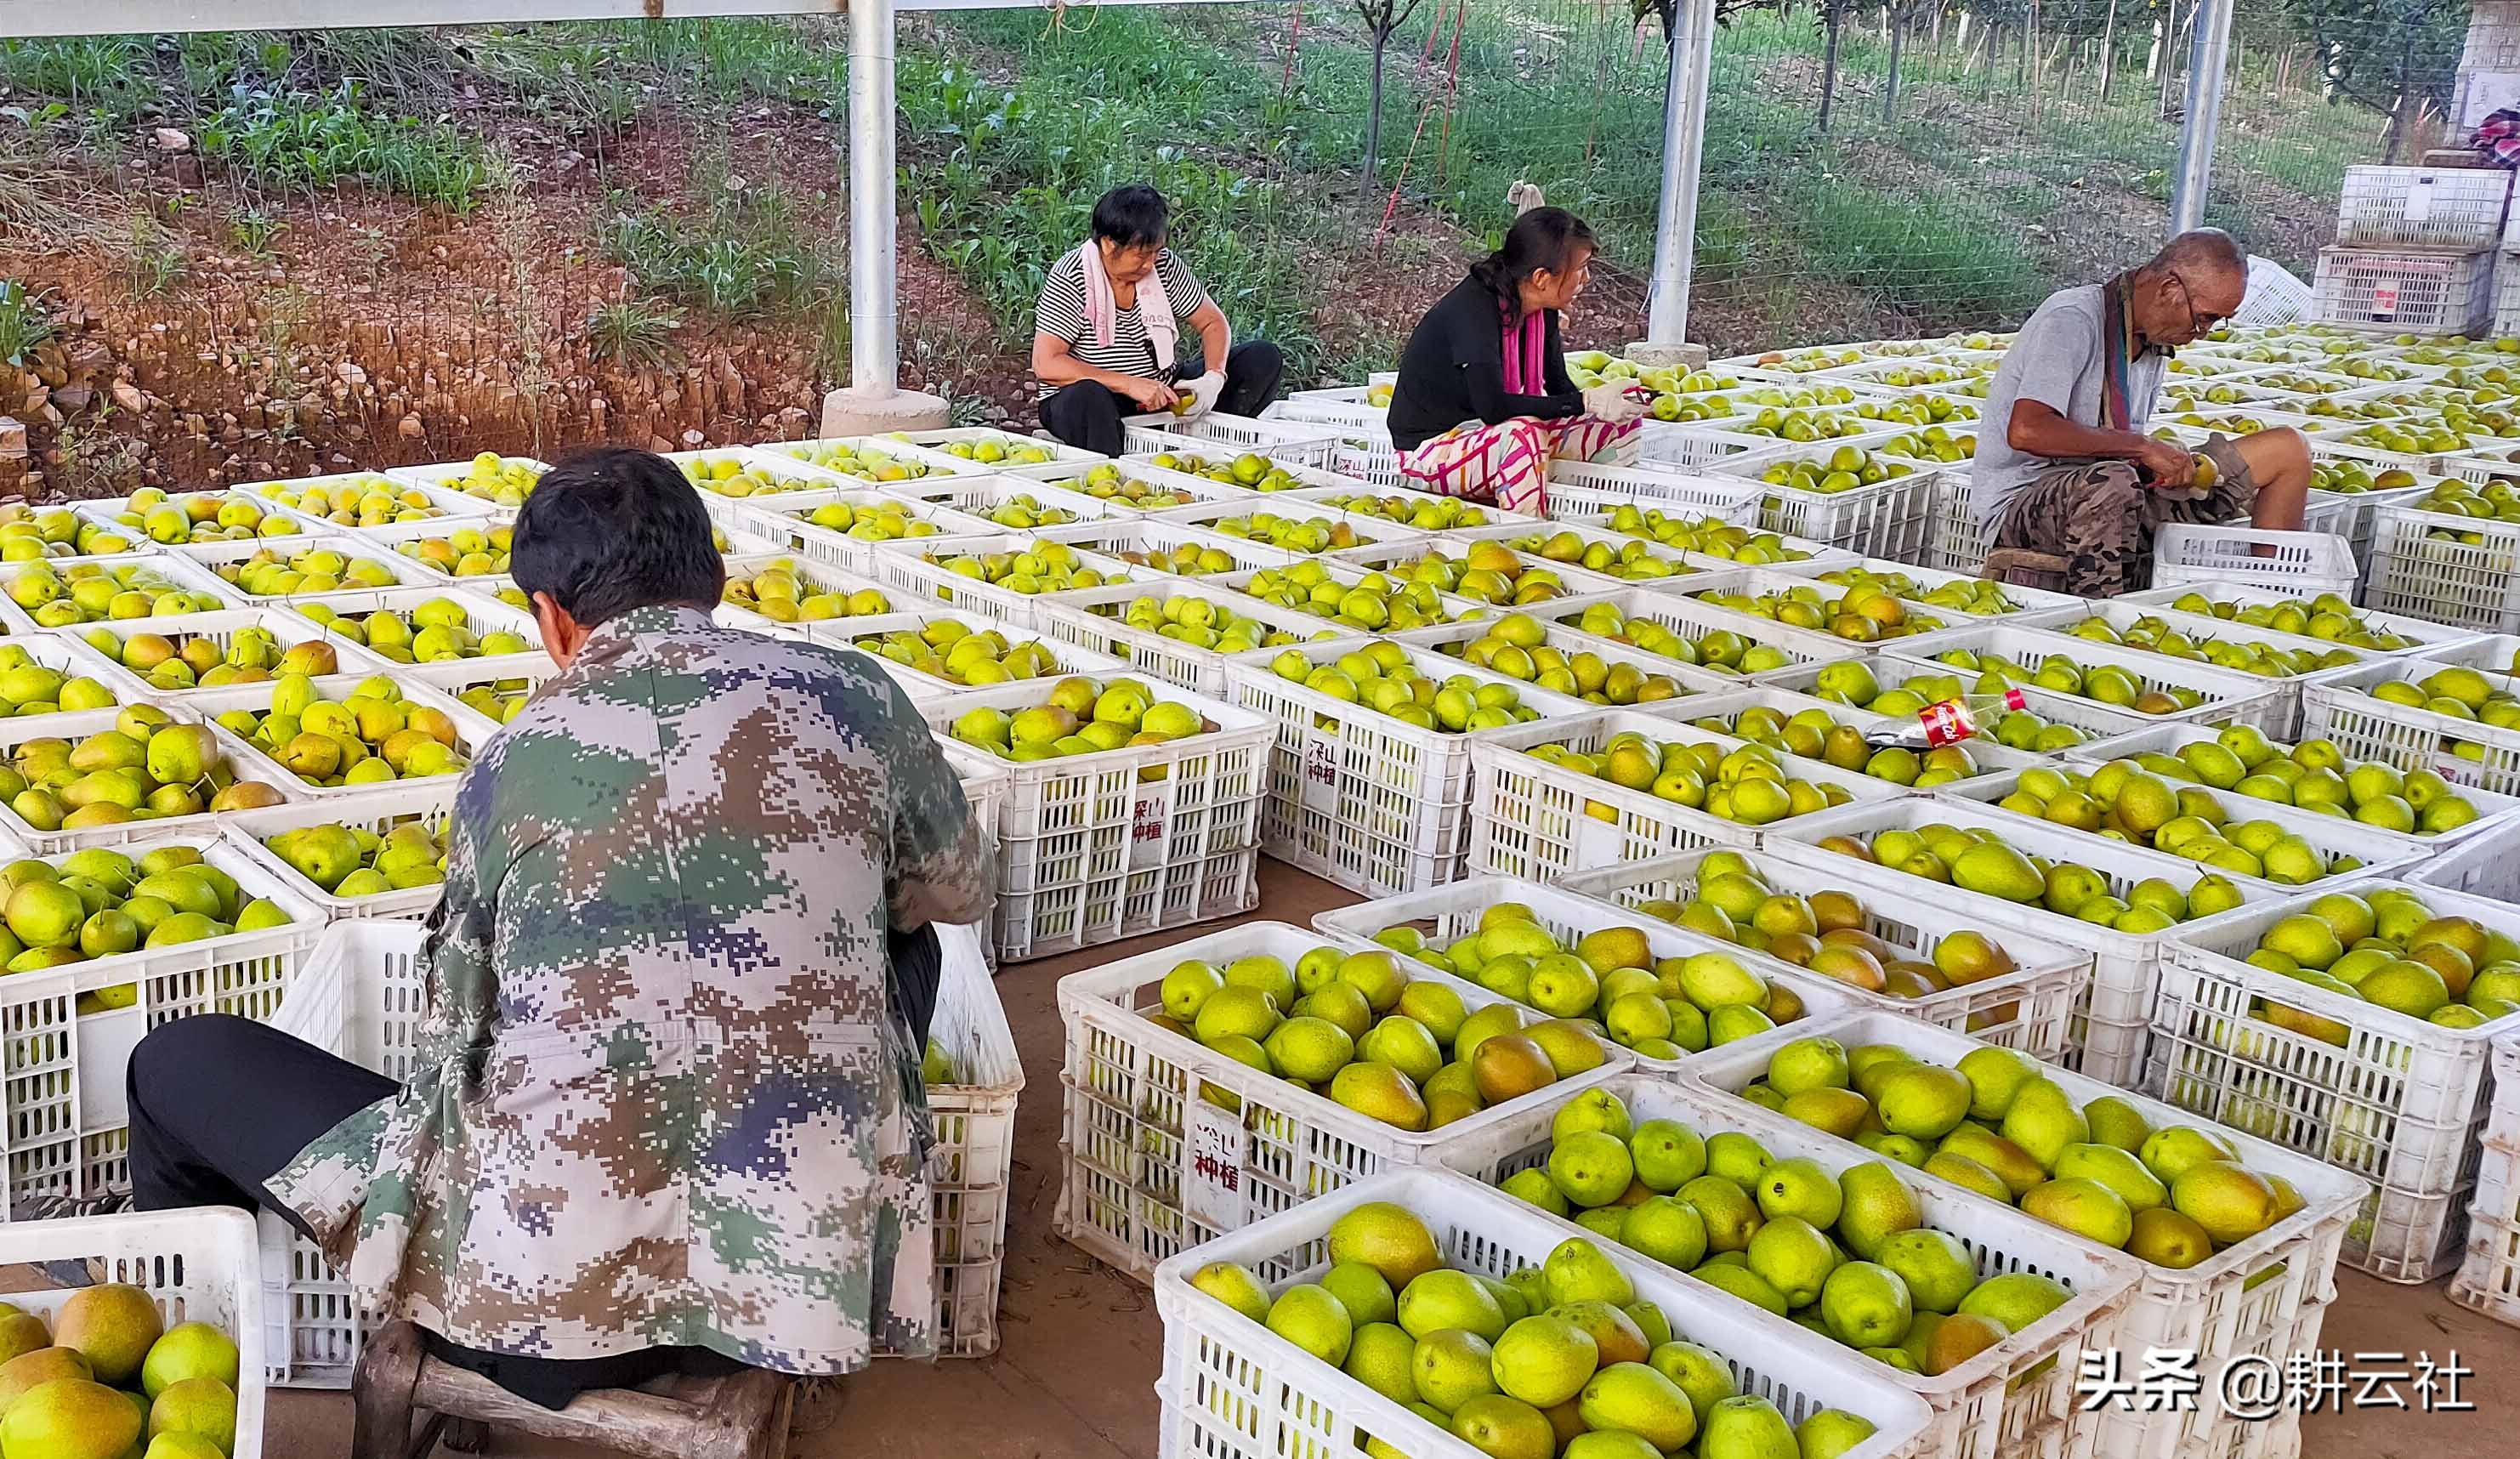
[
  {"x1": 1356, "y1": 0, "x2": 1431, "y2": 203},
  {"x1": 2286, "y1": 0, "x2": 2465, "y2": 162}
]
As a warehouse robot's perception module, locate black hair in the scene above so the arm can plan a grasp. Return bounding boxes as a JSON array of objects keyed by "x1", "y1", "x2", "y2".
[
  {"x1": 1471, "y1": 207, "x2": 1598, "y2": 323},
  {"x1": 510, "y1": 447, "x2": 726, "y2": 628},
  {"x1": 1090, "y1": 185, "x2": 1170, "y2": 251}
]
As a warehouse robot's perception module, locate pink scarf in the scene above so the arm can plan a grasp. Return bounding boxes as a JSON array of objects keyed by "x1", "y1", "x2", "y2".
[
  {"x1": 1076, "y1": 242, "x2": 1178, "y2": 373},
  {"x1": 1501, "y1": 308, "x2": 1545, "y2": 395}
]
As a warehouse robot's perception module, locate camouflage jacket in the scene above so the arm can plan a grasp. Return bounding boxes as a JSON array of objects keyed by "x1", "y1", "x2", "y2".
[{"x1": 268, "y1": 605, "x2": 992, "y2": 1370}]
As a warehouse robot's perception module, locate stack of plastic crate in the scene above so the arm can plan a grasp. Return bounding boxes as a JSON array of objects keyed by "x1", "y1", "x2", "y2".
[{"x1": 2315, "y1": 166, "x2": 2511, "y2": 336}]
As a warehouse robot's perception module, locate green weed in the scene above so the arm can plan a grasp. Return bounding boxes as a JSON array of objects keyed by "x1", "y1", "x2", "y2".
[
  {"x1": 199, "y1": 82, "x2": 486, "y2": 208},
  {"x1": 0, "y1": 281, "x2": 56, "y2": 367},
  {"x1": 585, "y1": 298, "x2": 685, "y2": 372}
]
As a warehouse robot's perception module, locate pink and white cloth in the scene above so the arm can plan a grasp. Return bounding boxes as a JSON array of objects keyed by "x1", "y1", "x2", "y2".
[
  {"x1": 1397, "y1": 414, "x2": 1641, "y2": 516},
  {"x1": 1073, "y1": 242, "x2": 1178, "y2": 372}
]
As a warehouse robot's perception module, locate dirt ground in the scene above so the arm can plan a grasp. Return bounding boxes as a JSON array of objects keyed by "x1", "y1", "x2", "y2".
[{"x1": 259, "y1": 857, "x2": 2517, "y2": 1458}]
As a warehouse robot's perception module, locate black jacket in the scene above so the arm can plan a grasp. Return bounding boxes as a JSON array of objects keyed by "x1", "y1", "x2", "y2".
[{"x1": 1387, "y1": 274, "x2": 1584, "y2": 453}]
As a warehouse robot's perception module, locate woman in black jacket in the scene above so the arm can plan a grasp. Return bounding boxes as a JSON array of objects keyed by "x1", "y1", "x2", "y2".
[{"x1": 1386, "y1": 207, "x2": 1647, "y2": 515}]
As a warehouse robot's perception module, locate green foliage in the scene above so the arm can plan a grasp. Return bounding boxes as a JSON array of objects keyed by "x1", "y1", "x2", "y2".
[
  {"x1": 1787, "y1": 176, "x2": 2048, "y2": 323},
  {"x1": 0, "y1": 281, "x2": 56, "y2": 367},
  {"x1": 596, "y1": 159, "x2": 837, "y2": 317},
  {"x1": 585, "y1": 299, "x2": 686, "y2": 372},
  {"x1": 199, "y1": 82, "x2": 486, "y2": 208}
]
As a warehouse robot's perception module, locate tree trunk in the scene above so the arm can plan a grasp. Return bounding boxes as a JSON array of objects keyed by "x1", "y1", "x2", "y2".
[
  {"x1": 1819, "y1": 3, "x2": 1844, "y2": 133},
  {"x1": 2099, "y1": 0, "x2": 2119, "y2": 102},
  {"x1": 1361, "y1": 28, "x2": 1389, "y2": 203},
  {"x1": 1884, "y1": 8, "x2": 1906, "y2": 122},
  {"x1": 2384, "y1": 26, "x2": 2417, "y2": 162}
]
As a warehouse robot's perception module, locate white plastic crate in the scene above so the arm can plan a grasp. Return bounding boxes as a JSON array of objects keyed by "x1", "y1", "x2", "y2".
[
  {"x1": 68, "y1": 605, "x2": 399, "y2": 695},
  {"x1": 175, "y1": 673, "x2": 498, "y2": 800},
  {"x1": 1466, "y1": 706, "x2": 1911, "y2": 881},
  {"x1": 1541, "y1": 458, "x2": 1763, "y2": 528},
  {"x1": 870, "y1": 532, "x2": 1147, "y2": 632},
  {"x1": 0, "y1": 629, "x2": 161, "y2": 725},
  {"x1": 1428, "y1": 513, "x2": 1720, "y2": 588},
  {"x1": 239, "y1": 468, "x2": 494, "y2": 528},
  {"x1": 2148, "y1": 525, "x2": 2361, "y2": 599},
  {"x1": 1796, "y1": 554, "x2": 2089, "y2": 616},
  {"x1": 1633, "y1": 422, "x2": 1798, "y2": 473},
  {"x1": 74, "y1": 490, "x2": 330, "y2": 546},
  {"x1": 0, "y1": 835, "x2": 321, "y2": 1218},
  {"x1": 883, "y1": 424, "x2": 1106, "y2": 468},
  {"x1": 2365, "y1": 500, "x2": 2520, "y2": 632},
  {"x1": 1674, "y1": 564, "x2": 1972, "y2": 656},
  {"x1": 1657, "y1": 668, "x2": 2052, "y2": 775},
  {"x1": 993, "y1": 460, "x2": 1260, "y2": 521},
  {"x1": 0, "y1": 1208, "x2": 268, "y2": 1454},
  {"x1": 2079, "y1": 718, "x2": 2520, "y2": 848},
  {"x1": 384, "y1": 455, "x2": 548, "y2": 509},
  {"x1": 912, "y1": 678, "x2": 1271, "y2": 962},
  {"x1": 0, "y1": 707, "x2": 308, "y2": 856},
  {"x1": 1406, "y1": 615, "x2": 1742, "y2": 704},
  {"x1": 2312, "y1": 247, "x2": 2496, "y2": 336},
  {"x1": 2336, "y1": 167, "x2": 2513, "y2": 251},
  {"x1": 2447, "y1": 1038, "x2": 2520, "y2": 1327},
  {"x1": 298, "y1": 517, "x2": 524, "y2": 590},
  {"x1": 1055, "y1": 923, "x2": 1633, "y2": 1283},
  {"x1": 715, "y1": 550, "x2": 915, "y2": 634},
  {"x1": 1223, "y1": 635, "x2": 1594, "y2": 898},
  {"x1": 170, "y1": 534, "x2": 438, "y2": 600},
  {"x1": 797, "y1": 607, "x2": 1133, "y2": 701},
  {"x1": 258, "y1": 917, "x2": 1019, "y2": 1385},
  {"x1": 399, "y1": 655, "x2": 555, "y2": 723},
  {"x1": 730, "y1": 489, "x2": 1002, "y2": 575},
  {"x1": 1262, "y1": 399, "x2": 1402, "y2": 488},
  {"x1": 1683, "y1": 1008, "x2": 2366, "y2": 1459},
  {"x1": 1535, "y1": 586, "x2": 1859, "y2": 681},
  {"x1": 2148, "y1": 877, "x2": 2520, "y2": 1281},
  {"x1": 1120, "y1": 415, "x2": 1344, "y2": 468},
  {"x1": 1882, "y1": 622, "x2": 2290, "y2": 733},
  {"x1": 2114, "y1": 579, "x2": 2483, "y2": 657},
  {"x1": 890, "y1": 472, "x2": 1135, "y2": 527},
  {"x1": 2494, "y1": 258, "x2": 2520, "y2": 339},
  {"x1": 1156, "y1": 497, "x2": 1430, "y2": 561},
  {"x1": 1152, "y1": 1168, "x2": 1936, "y2": 1459},
  {"x1": 278, "y1": 583, "x2": 544, "y2": 672},
  {"x1": 1933, "y1": 769, "x2": 2423, "y2": 891},
  {"x1": 0, "y1": 548, "x2": 242, "y2": 633},
  {"x1": 737, "y1": 434, "x2": 982, "y2": 484},
  {"x1": 1551, "y1": 846, "x2": 2090, "y2": 1060},
  {"x1": 1309, "y1": 876, "x2": 1868, "y2": 1070},
  {"x1": 1817, "y1": 660, "x2": 2170, "y2": 747},
  {"x1": 1762, "y1": 798, "x2": 2285, "y2": 1085},
  {"x1": 217, "y1": 782, "x2": 457, "y2": 921},
  {"x1": 1314, "y1": 871, "x2": 2084, "y2": 1068},
  {"x1": 1031, "y1": 580, "x2": 1395, "y2": 698},
  {"x1": 1437, "y1": 1074, "x2": 2143, "y2": 1459},
  {"x1": 1713, "y1": 454, "x2": 1945, "y2": 560},
  {"x1": 2297, "y1": 652, "x2": 2520, "y2": 798}
]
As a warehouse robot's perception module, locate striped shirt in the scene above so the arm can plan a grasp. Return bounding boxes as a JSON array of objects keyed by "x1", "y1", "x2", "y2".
[{"x1": 1033, "y1": 247, "x2": 1212, "y2": 398}]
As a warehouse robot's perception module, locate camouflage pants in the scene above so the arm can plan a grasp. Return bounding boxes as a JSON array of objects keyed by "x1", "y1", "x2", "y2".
[{"x1": 1993, "y1": 434, "x2": 2257, "y2": 599}]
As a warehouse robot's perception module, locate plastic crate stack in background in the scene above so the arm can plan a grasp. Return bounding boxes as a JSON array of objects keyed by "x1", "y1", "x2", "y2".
[
  {"x1": 2147, "y1": 878, "x2": 2520, "y2": 1282},
  {"x1": 2313, "y1": 245, "x2": 2496, "y2": 338}
]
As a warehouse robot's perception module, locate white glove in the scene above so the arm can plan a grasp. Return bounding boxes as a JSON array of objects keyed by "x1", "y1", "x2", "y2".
[
  {"x1": 1180, "y1": 371, "x2": 1227, "y2": 421},
  {"x1": 1581, "y1": 383, "x2": 1648, "y2": 424}
]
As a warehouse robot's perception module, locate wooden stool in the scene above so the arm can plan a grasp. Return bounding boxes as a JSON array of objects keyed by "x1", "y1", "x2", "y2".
[
  {"x1": 352, "y1": 1321, "x2": 795, "y2": 1459},
  {"x1": 1981, "y1": 547, "x2": 2068, "y2": 593}
]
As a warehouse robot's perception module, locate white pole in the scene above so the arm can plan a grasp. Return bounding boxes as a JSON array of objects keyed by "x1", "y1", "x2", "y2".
[
  {"x1": 849, "y1": 0, "x2": 900, "y2": 394},
  {"x1": 2167, "y1": 0, "x2": 2233, "y2": 233},
  {"x1": 1643, "y1": 0, "x2": 1716, "y2": 347}
]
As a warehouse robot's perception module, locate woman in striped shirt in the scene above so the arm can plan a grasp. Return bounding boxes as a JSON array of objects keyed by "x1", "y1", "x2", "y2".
[{"x1": 1032, "y1": 185, "x2": 1283, "y2": 456}]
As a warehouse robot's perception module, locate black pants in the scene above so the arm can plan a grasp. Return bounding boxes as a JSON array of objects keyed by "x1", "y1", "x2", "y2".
[
  {"x1": 128, "y1": 1015, "x2": 737, "y2": 1410},
  {"x1": 1037, "y1": 338, "x2": 1285, "y2": 457}
]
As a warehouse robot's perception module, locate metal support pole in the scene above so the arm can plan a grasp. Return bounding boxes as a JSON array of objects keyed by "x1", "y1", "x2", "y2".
[
  {"x1": 849, "y1": 0, "x2": 900, "y2": 395},
  {"x1": 2167, "y1": 0, "x2": 2233, "y2": 235},
  {"x1": 1642, "y1": 0, "x2": 1716, "y2": 347}
]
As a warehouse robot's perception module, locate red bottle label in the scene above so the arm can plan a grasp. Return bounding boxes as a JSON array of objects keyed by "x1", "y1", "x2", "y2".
[{"x1": 1918, "y1": 701, "x2": 1972, "y2": 748}]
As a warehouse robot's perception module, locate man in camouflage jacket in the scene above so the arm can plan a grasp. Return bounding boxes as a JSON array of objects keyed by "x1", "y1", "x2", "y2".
[{"x1": 128, "y1": 447, "x2": 993, "y2": 1399}]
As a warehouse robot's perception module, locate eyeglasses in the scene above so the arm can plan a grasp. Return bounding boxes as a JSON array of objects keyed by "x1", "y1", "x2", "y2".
[{"x1": 2166, "y1": 271, "x2": 2228, "y2": 335}]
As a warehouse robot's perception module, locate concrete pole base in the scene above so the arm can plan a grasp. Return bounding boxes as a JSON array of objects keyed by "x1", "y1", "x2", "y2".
[
  {"x1": 819, "y1": 386, "x2": 952, "y2": 438},
  {"x1": 1624, "y1": 341, "x2": 1711, "y2": 370}
]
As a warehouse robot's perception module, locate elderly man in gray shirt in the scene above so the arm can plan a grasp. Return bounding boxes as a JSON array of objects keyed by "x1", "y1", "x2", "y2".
[{"x1": 1975, "y1": 230, "x2": 2311, "y2": 598}]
